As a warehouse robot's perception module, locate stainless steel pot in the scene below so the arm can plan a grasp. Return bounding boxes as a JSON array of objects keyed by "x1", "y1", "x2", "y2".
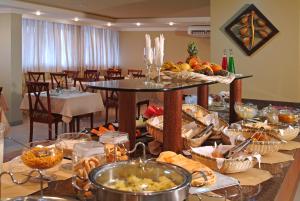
[{"x1": 89, "y1": 160, "x2": 191, "y2": 201}]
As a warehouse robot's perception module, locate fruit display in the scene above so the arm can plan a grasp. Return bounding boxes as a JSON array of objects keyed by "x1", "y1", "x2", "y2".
[{"x1": 162, "y1": 42, "x2": 231, "y2": 77}]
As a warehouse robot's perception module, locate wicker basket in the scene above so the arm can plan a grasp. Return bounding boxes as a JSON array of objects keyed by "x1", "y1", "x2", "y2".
[
  {"x1": 146, "y1": 115, "x2": 210, "y2": 149},
  {"x1": 182, "y1": 104, "x2": 228, "y2": 138},
  {"x1": 191, "y1": 150, "x2": 256, "y2": 174},
  {"x1": 222, "y1": 129, "x2": 284, "y2": 155},
  {"x1": 241, "y1": 122, "x2": 299, "y2": 141}
]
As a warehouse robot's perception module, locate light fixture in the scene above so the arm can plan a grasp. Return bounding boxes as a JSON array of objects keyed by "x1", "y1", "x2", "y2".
[
  {"x1": 169, "y1": 22, "x2": 175, "y2": 26},
  {"x1": 73, "y1": 17, "x2": 79, "y2": 22},
  {"x1": 35, "y1": 10, "x2": 41, "y2": 16},
  {"x1": 107, "y1": 22, "x2": 112, "y2": 27},
  {"x1": 136, "y1": 22, "x2": 141, "y2": 26}
]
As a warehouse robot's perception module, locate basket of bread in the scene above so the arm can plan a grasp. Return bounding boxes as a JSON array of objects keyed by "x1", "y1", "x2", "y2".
[
  {"x1": 146, "y1": 115, "x2": 213, "y2": 149},
  {"x1": 182, "y1": 104, "x2": 228, "y2": 138},
  {"x1": 222, "y1": 128, "x2": 284, "y2": 155},
  {"x1": 191, "y1": 144, "x2": 260, "y2": 174},
  {"x1": 240, "y1": 120, "x2": 299, "y2": 141}
]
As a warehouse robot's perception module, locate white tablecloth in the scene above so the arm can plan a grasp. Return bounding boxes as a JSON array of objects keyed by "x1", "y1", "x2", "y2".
[{"x1": 20, "y1": 91, "x2": 104, "y2": 123}]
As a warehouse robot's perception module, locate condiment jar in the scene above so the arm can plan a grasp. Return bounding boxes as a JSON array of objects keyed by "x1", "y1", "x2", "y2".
[
  {"x1": 72, "y1": 141, "x2": 106, "y2": 193},
  {"x1": 99, "y1": 131, "x2": 129, "y2": 163}
]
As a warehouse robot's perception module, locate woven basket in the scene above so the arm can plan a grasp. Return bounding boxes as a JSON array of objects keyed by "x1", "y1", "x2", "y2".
[
  {"x1": 241, "y1": 123, "x2": 299, "y2": 141},
  {"x1": 146, "y1": 115, "x2": 210, "y2": 149},
  {"x1": 222, "y1": 129, "x2": 283, "y2": 155},
  {"x1": 191, "y1": 151, "x2": 256, "y2": 174},
  {"x1": 182, "y1": 104, "x2": 228, "y2": 138}
]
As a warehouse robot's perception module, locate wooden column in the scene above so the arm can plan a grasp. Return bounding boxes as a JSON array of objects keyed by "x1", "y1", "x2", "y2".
[
  {"x1": 230, "y1": 79, "x2": 242, "y2": 123},
  {"x1": 163, "y1": 90, "x2": 183, "y2": 153},
  {"x1": 197, "y1": 85, "x2": 209, "y2": 109},
  {"x1": 118, "y1": 91, "x2": 136, "y2": 149}
]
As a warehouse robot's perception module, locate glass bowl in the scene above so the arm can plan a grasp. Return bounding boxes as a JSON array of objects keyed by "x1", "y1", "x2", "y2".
[
  {"x1": 234, "y1": 103, "x2": 258, "y2": 119},
  {"x1": 21, "y1": 140, "x2": 63, "y2": 170}
]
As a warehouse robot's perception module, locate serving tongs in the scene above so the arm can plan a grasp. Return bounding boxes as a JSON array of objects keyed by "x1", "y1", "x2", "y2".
[
  {"x1": 191, "y1": 123, "x2": 214, "y2": 139},
  {"x1": 223, "y1": 132, "x2": 258, "y2": 159}
]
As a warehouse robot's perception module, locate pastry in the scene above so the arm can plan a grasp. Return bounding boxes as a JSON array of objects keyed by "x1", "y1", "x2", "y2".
[{"x1": 157, "y1": 151, "x2": 216, "y2": 187}]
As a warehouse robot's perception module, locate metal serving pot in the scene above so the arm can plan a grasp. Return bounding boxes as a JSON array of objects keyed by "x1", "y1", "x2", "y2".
[{"x1": 89, "y1": 160, "x2": 191, "y2": 201}]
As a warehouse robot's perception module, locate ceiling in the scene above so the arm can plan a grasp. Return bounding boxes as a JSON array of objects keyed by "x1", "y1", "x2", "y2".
[{"x1": 16, "y1": 0, "x2": 210, "y2": 19}]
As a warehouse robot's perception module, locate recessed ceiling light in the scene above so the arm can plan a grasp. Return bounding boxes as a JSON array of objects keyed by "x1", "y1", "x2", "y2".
[
  {"x1": 73, "y1": 17, "x2": 79, "y2": 22},
  {"x1": 35, "y1": 10, "x2": 41, "y2": 16},
  {"x1": 136, "y1": 22, "x2": 141, "y2": 26},
  {"x1": 169, "y1": 22, "x2": 175, "y2": 26},
  {"x1": 107, "y1": 22, "x2": 112, "y2": 27}
]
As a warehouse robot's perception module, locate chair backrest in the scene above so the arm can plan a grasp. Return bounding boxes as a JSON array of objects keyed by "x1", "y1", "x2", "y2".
[
  {"x1": 62, "y1": 70, "x2": 79, "y2": 79},
  {"x1": 26, "y1": 81, "x2": 51, "y2": 117},
  {"x1": 84, "y1": 70, "x2": 99, "y2": 80},
  {"x1": 27, "y1": 72, "x2": 46, "y2": 82},
  {"x1": 106, "y1": 68, "x2": 122, "y2": 77},
  {"x1": 74, "y1": 77, "x2": 96, "y2": 92},
  {"x1": 128, "y1": 69, "x2": 142, "y2": 76},
  {"x1": 104, "y1": 76, "x2": 125, "y2": 81},
  {"x1": 104, "y1": 76, "x2": 125, "y2": 100},
  {"x1": 50, "y1": 72, "x2": 68, "y2": 89}
]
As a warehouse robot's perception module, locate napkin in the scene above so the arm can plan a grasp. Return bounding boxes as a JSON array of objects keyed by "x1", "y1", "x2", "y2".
[{"x1": 154, "y1": 34, "x2": 165, "y2": 66}]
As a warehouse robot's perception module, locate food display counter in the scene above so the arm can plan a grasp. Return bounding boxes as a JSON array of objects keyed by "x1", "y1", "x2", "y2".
[{"x1": 87, "y1": 75, "x2": 252, "y2": 152}]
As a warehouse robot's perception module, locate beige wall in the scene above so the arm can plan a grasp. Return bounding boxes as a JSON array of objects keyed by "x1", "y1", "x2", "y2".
[
  {"x1": 211, "y1": 0, "x2": 300, "y2": 102},
  {"x1": 119, "y1": 31, "x2": 210, "y2": 72},
  {"x1": 0, "y1": 13, "x2": 23, "y2": 124}
]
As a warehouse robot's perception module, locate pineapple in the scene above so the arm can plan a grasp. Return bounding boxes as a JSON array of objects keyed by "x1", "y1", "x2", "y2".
[{"x1": 186, "y1": 42, "x2": 199, "y2": 64}]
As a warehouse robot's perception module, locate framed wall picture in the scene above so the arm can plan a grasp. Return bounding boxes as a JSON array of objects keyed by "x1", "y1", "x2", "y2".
[{"x1": 225, "y1": 4, "x2": 279, "y2": 56}]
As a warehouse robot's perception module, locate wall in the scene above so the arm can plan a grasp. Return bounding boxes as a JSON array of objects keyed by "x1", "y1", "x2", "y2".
[
  {"x1": 0, "y1": 13, "x2": 23, "y2": 124},
  {"x1": 119, "y1": 31, "x2": 210, "y2": 71},
  {"x1": 210, "y1": 0, "x2": 300, "y2": 102}
]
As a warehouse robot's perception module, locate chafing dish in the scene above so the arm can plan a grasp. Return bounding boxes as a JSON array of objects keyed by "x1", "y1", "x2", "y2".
[{"x1": 89, "y1": 160, "x2": 191, "y2": 201}]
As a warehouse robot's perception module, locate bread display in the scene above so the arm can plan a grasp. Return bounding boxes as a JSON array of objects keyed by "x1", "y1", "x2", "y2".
[{"x1": 157, "y1": 151, "x2": 216, "y2": 187}]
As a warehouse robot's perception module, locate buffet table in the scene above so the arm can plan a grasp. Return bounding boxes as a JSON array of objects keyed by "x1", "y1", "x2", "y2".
[
  {"x1": 87, "y1": 75, "x2": 252, "y2": 151},
  {"x1": 3, "y1": 136, "x2": 296, "y2": 201}
]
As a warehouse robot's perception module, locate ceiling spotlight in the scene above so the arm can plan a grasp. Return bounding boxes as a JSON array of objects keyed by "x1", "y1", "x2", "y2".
[
  {"x1": 107, "y1": 22, "x2": 112, "y2": 27},
  {"x1": 73, "y1": 17, "x2": 79, "y2": 22},
  {"x1": 169, "y1": 22, "x2": 175, "y2": 26},
  {"x1": 136, "y1": 22, "x2": 141, "y2": 26},
  {"x1": 35, "y1": 10, "x2": 41, "y2": 16}
]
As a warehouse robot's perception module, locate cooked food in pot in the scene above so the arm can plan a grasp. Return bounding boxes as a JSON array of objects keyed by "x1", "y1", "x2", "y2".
[{"x1": 104, "y1": 175, "x2": 176, "y2": 192}]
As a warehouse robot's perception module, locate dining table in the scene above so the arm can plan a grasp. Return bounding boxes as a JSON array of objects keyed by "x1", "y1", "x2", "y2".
[
  {"x1": 87, "y1": 75, "x2": 252, "y2": 152},
  {"x1": 20, "y1": 89, "x2": 104, "y2": 123}
]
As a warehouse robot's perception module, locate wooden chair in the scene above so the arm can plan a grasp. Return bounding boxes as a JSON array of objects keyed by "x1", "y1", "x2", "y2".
[
  {"x1": 50, "y1": 72, "x2": 68, "y2": 89},
  {"x1": 26, "y1": 81, "x2": 62, "y2": 142},
  {"x1": 84, "y1": 70, "x2": 99, "y2": 80},
  {"x1": 104, "y1": 76, "x2": 125, "y2": 124},
  {"x1": 106, "y1": 68, "x2": 122, "y2": 77},
  {"x1": 72, "y1": 77, "x2": 95, "y2": 131},
  {"x1": 27, "y1": 72, "x2": 46, "y2": 82},
  {"x1": 63, "y1": 70, "x2": 79, "y2": 79},
  {"x1": 128, "y1": 69, "x2": 148, "y2": 116},
  {"x1": 128, "y1": 69, "x2": 142, "y2": 76},
  {"x1": 73, "y1": 77, "x2": 96, "y2": 92}
]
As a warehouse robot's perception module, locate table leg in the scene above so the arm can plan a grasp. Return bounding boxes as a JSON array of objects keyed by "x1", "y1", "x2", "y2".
[
  {"x1": 163, "y1": 90, "x2": 183, "y2": 153},
  {"x1": 197, "y1": 85, "x2": 209, "y2": 109},
  {"x1": 230, "y1": 79, "x2": 242, "y2": 123},
  {"x1": 118, "y1": 91, "x2": 136, "y2": 149}
]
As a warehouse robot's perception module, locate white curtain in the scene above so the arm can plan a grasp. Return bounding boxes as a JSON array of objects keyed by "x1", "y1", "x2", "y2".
[
  {"x1": 22, "y1": 18, "x2": 119, "y2": 72},
  {"x1": 82, "y1": 26, "x2": 119, "y2": 69}
]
